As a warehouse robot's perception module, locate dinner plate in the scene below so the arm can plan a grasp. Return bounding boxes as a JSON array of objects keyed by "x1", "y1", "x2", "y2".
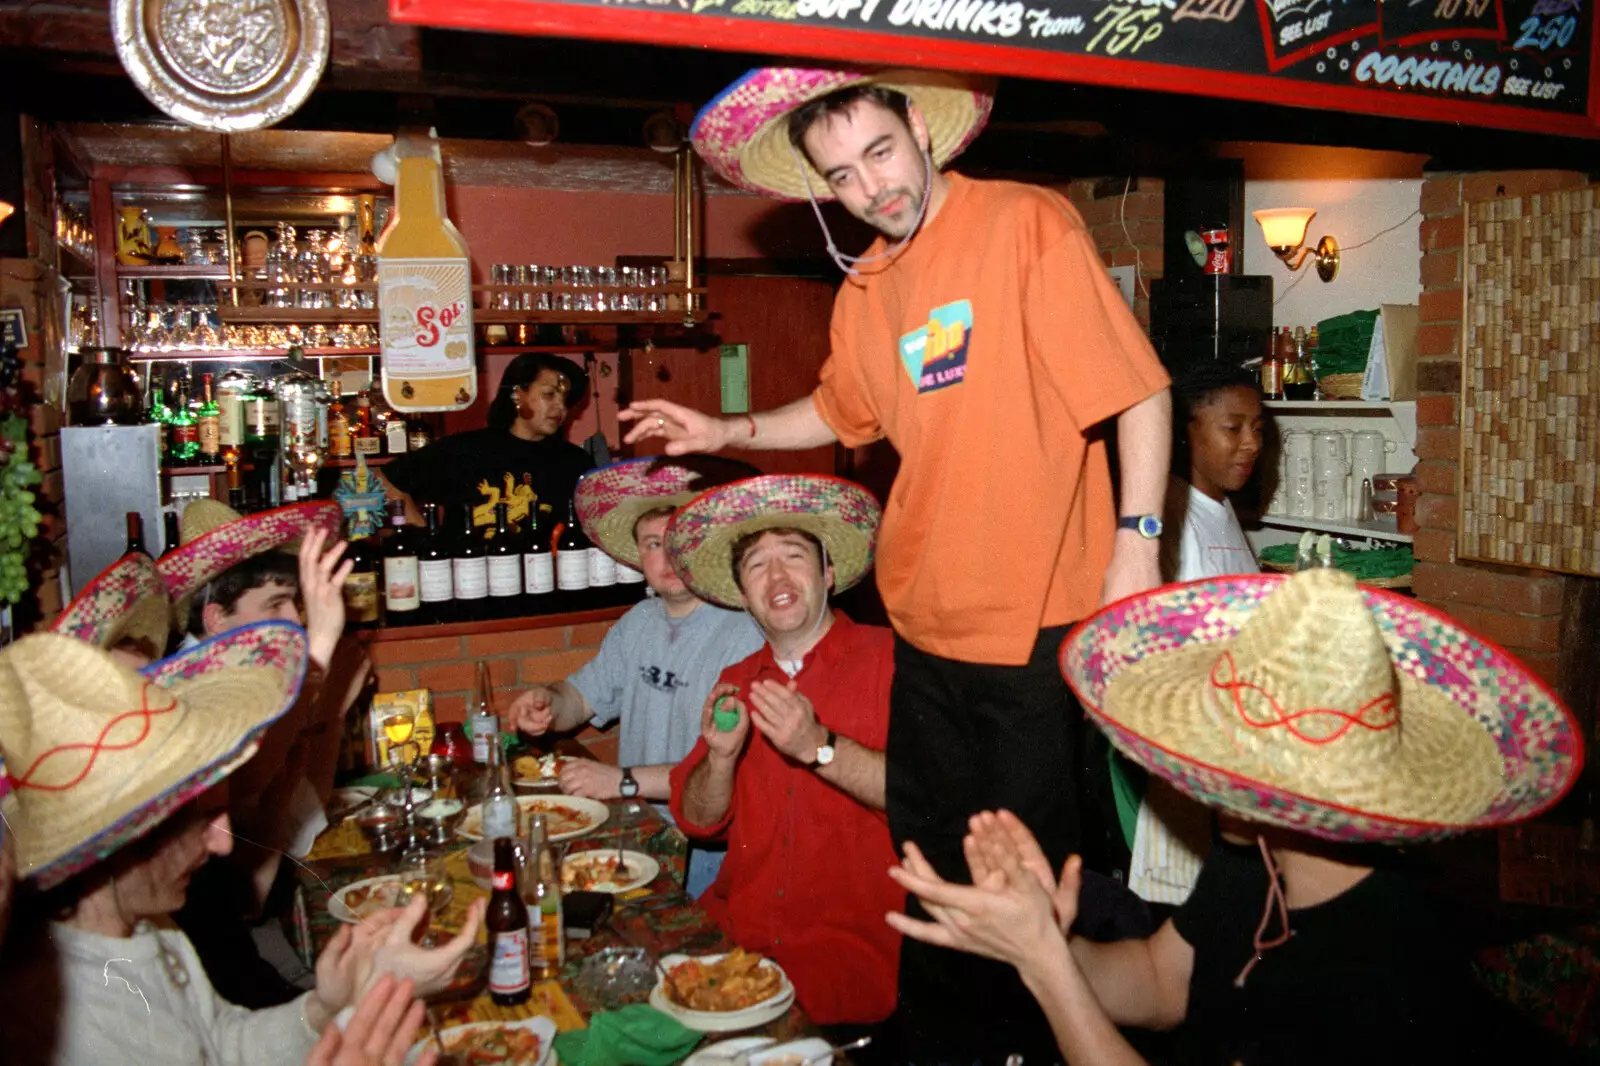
[
  {"x1": 748, "y1": 1038, "x2": 836, "y2": 1065},
  {"x1": 560, "y1": 849, "x2": 660, "y2": 894},
  {"x1": 328, "y1": 875, "x2": 404, "y2": 924},
  {"x1": 328, "y1": 786, "x2": 376, "y2": 820},
  {"x1": 649, "y1": 953, "x2": 796, "y2": 1033},
  {"x1": 683, "y1": 1037, "x2": 776, "y2": 1066},
  {"x1": 403, "y1": 1015, "x2": 556, "y2": 1066},
  {"x1": 457, "y1": 795, "x2": 609, "y2": 842}
]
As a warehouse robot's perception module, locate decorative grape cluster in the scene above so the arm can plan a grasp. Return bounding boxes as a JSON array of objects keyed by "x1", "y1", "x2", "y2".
[{"x1": 0, "y1": 347, "x2": 41, "y2": 604}]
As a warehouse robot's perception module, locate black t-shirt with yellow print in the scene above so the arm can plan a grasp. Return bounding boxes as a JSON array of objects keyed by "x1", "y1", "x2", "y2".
[{"x1": 385, "y1": 428, "x2": 594, "y2": 539}]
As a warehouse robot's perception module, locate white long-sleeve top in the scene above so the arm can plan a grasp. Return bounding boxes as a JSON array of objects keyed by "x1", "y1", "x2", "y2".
[{"x1": 0, "y1": 920, "x2": 321, "y2": 1066}]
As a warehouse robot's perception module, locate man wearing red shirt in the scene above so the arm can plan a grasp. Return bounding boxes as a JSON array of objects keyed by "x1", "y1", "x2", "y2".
[{"x1": 666, "y1": 475, "x2": 900, "y2": 1032}]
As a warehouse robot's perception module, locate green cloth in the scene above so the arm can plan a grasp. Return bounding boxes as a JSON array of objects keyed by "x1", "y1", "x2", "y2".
[
  {"x1": 1314, "y1": 308, "x2": 1380, "y2": 376},
  {"x1": 1258, "y1": 543, "x2": 1415, "y2": 580},
  {"x1": 338, "y1": 772, "x2": 405, "y2": 789},
  {"x1": 1107, "y1": 749, "x2": 1145, "y2": 851},
  {"x1": 552, "y1": 1005, "x2": 700, "y2": 1066}
]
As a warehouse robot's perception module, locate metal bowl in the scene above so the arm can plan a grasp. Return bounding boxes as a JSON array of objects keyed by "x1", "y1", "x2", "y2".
[
  {"x1": 414, "y1": 797, "x2": 467, "y2": 846},
  {"x1": 578, "y1": 947, "x2": 657, "y2": 1008},
  {"x1": 355, "y1": 810, "x2": 405, "y2": 854}
]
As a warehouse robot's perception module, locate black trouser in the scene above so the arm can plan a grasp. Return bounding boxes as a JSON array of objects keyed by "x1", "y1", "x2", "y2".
[{"x1": 886, "y1": 626, "x2": 1131, "y2": 1066}]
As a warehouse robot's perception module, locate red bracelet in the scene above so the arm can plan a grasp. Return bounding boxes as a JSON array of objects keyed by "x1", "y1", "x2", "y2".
[{"x1": 742, "y1": 414, "x2": 757, "y2": 440}]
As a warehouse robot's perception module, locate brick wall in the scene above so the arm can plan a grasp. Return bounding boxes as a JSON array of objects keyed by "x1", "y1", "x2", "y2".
[
  {"x1": 366, "y1": 618, "x2": 620, "y2": 761},
  {"x1": 1058, "y1": 177, "x2": 1165, "y2": 329},
  {"x1": 1409, "y1": 169, "x2": 1591, "y2": 688}
]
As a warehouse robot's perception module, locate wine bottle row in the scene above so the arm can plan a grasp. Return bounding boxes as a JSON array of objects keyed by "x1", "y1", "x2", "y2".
[{"x1": 346, "y1": 497, "x2": 645, "y2": 629}]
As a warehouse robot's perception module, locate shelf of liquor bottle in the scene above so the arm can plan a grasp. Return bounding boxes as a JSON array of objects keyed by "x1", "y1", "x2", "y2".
[
  {"x1": 217, "y1": 306, "x2": 380, "y2": 324},
  {"x1": 352, "y1": 603, "x2": 632, "y2": 644},
  {"x1": 128, "y1": 347, "x2": 380, "y2": 362},
  {"x1": 1262, "y1": 400, "x2": 1416, "y2": 412},
  {"x1": 217, "y1": 307, "x2": 710, "y2": 326},
  {"x1": 58, "y1": 245, "x2": 98, "y2": 283},
  {"x1": 324, "y1": 455, "x2": 397, "y2": 467},
  {"x1": 117, "y1": 263, "x2": 237, "y2": 279},
  {"x1": 161, "y1": 463, "x2": 229, "y2": 476},
  {"x1": 1257, "y1": 512, "x2": 1414, "y2": 543}
]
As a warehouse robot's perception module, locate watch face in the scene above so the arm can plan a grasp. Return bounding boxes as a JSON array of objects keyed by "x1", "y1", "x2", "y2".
[
  {"x1": 1138, "y1": 514, "x2": 1163, "y2": 538},
  {"x1": 815, "y1": 745, "x2": 836, "y2": 767}
]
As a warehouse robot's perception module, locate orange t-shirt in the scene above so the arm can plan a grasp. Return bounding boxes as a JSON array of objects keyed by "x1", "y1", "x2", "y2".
[{"x1": 812, "y1": 173, "x2": 1170, "y2": 666}]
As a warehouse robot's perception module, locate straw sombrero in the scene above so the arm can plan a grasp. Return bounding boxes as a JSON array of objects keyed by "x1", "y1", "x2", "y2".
[
  {"x1": 0, "y1": 620, "x2": 308, "y2": 889},
  {"x1": 51, "y1": 552, "x2": 169, "y2": 656},
  {"x1": 1060, "y1": 569, "x2": 1583, "y2": 845},
  {"x1": 664, "y1": 474, "x2": 880, "y2": 610},
  {"x1": 692, "y1": 66, "x2": 995, "y2": 202},
  {"x1": 157, "y1": 500, "x2": 341, "y2": 630},
  {"x1": 576, "y1": 456, "x2": 760, "y2": 569}
]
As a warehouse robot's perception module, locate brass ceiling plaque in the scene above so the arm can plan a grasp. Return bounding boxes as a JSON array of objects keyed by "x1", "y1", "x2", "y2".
[{"x1": 113, "y1": 0, "x2": 331, "y2": 133}]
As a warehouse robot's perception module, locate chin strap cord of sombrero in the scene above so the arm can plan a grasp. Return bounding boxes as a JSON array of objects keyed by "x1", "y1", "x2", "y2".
[
  {"x1": 788, "y1": 140, "x2": 935, "y2": 276},
  {"x1": 1234, "y1": 836, "x2": 1293, "y2": 988}
]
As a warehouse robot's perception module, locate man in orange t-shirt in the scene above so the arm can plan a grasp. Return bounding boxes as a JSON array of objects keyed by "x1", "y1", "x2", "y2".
[{"x1": 623, "y1": 67, "x2": 1171, "y2": 1064}]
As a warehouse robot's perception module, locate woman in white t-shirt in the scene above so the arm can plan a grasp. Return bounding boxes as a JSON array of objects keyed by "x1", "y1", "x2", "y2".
[{"x1": 1128, "y1": 361, "x2": 1265, "y2": 909}]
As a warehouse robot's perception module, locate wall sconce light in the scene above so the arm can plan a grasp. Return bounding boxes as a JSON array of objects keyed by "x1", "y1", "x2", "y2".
[
  {"x1": 1253, "y1": 207, "x2": 1339, "y2": 282},
  {"x1": 0, "y1": 201, "x2": 13, "y2": 228}
]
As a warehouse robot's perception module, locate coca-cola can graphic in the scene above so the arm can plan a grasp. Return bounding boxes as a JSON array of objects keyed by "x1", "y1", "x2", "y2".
[{"x1": 1200, "y1": 228, "x2": 1232, "y2": 275}]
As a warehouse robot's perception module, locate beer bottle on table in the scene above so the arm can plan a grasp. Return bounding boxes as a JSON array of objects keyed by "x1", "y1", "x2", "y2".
[
  {"x1": 417, "y1": 502, "x2": 453, "y2": 625},
  {"x1": 381, "y1": 505, "x2": 422, "y2": 627},
  {"x1": 487, "y1": 502, "x2": 522, "y2": 619},
  {"x1": 523, "y1": 814, "x2": 565, "y2": 980},
  {"x1": 522, "y1": 504, "x2": 554, "y2": 615},
  {"x1": 452, "y1": 505, "x2": 488, "y2": 622},
  {"x1": 487, "y1": 837, "x2": 532, "y2": 1007}
]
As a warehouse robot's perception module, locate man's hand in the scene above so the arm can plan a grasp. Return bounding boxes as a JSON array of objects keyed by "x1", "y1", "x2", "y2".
[
  {"x1": 619, "y1": 399, "x2": 733, "y2": 455},
  {"x1": 699, "y1": 682, "x2": 750, "y2": 763},
  {"x1": 1100, "y1": 533, "x2": 1163, "y2": 607},
  {"x1": 302, "y1": 974, "x2": 433, "y2": 1066},
  {"x1": 506, "y1": 686, "x2": 556, "y2": 735},
  {"x1": 299, "y1": 527, "x2": 354, "y2": 670},
  {"x1": 559, "y1": 758, "x2": 624, "y2": 800},
  {"x1": 746, "y1": 678, "x2": 826, "y2": 764}
]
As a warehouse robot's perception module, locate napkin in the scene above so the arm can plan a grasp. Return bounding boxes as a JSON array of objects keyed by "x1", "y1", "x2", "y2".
[{"x1": 552, "y1": 1004, "x2": 699, "y2": 1066}]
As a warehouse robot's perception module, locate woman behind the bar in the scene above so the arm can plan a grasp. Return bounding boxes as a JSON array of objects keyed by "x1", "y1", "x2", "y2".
[{"x1": 385, "y1": 352, "x2": 595, "y2": 540}]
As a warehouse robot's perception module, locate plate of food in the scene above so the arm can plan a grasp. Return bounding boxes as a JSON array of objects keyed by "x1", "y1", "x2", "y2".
[
  {"x1": 513, "y1": 752, "x2": 568, "y2": 789},
  {"x1": 328, "y1": 875, "x2": 404, "y2": 924},
  {"x1": 404, "y1": 1016, "x2": 556, "y2": 1066},
  {"x1": 561, "y1": 849, "x2": 660, "y2": 894},
  {"x1": 457, "y1": 795, "x2": 609, "y2": 842},
  {"x1": 649, "y1": 949, "x2": 795, "y2": 1032}
]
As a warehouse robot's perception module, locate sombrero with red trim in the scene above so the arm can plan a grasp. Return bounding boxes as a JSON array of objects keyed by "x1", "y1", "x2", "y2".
[
  {"x1": 576, "y1": 456, "x2": 760, "y2": 569},
  {"x1": 157, "y1": 499, "x2": 341, "y2": 630},
  {"x1": 664, "y1": 474, "x2": 881, "y2": 611},
  {"x1": 692, "y1": 66, "x2": 994, "y2": 202},
  {"x1": 1060, "y1": 568, "x2": 1583, "y2": 844},
  {"x1": 0, "y1": 620, "x2": 308, "y2": 889},
  {"x1": 51, "y1": 552, "x2": 169, "y2": 656}
]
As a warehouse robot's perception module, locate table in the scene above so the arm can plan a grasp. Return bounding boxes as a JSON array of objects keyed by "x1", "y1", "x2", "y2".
[{"x1": 293, "y1": 792, "x2": 820, "y2": 1054}]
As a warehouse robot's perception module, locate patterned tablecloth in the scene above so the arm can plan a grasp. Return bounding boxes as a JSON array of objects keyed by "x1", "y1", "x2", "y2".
[{"x1": 293, "y1": 796, "x2": 818, "y2": 1054}]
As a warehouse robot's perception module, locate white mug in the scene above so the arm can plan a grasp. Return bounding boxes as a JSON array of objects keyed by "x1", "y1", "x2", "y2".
[{"x1": 1312, "y1": 431, "x2": 1350, "y2": 521}]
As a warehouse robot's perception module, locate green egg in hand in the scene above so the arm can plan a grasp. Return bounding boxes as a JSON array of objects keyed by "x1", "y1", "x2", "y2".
[{"x1": 712, "y1": 694, "x2": 741, "y2": 732}]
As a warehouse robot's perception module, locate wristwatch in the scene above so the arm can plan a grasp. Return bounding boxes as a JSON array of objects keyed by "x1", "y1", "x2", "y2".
[
  {"x1": 1117, "y1": 514, "x2": 1164, "y2": 539},
  {"x1": 806, "y1": 730, "x2": 838, "y2": 770},
  {"x1": 619, "y1": 767, "x2": 639, "y2": 799}
]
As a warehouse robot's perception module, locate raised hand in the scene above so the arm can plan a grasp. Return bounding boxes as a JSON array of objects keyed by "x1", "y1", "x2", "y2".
[
  {"x1": 746, "y1": 678, "x2": 826, "y2": 764},
  {"x1": 506, "y1": 686, "x2": 556, "y2": 735},
  {"x1": 364, "y1": 895, "x2": 487, "y2": 998},
  {"x1": 618, "y1": 399, "x2": 732, "y2": 455},
  {"x1": 299, "y1": 526, "x2": 354, "y2": 671},
  {"x1": 302, "y1": 974, "x2": 433, "y2": 1066}
]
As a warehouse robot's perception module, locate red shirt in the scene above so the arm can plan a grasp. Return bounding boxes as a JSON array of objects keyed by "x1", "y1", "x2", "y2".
[{"x1": 668, "y1": 614, "x2": 901, "y2": 1025}]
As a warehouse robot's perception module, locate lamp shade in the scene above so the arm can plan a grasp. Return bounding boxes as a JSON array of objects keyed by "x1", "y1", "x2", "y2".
[{"x1": 1253, "y1": 207, "x2": 1316, "y2": 249}]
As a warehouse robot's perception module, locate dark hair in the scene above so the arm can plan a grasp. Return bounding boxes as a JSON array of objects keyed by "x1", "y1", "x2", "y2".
[
  {"x1": 1172, "y1": 360, "x2": 1263, "y2": 475},
  {"x1": 487, "y1": 353, "x2": 590, "y2": 433},
  {"x1": 186, "y1": 550, "x2": 299, "y2": 636},
  {"x1": 631, "y1": 505, "x2": 677, "y2": 543},
  {"x1": 787, "y1": 85, "x2": 913, "y2": 170},
  {"x1": 729, "y1": 526, "x2": 824, "y2": 591}
]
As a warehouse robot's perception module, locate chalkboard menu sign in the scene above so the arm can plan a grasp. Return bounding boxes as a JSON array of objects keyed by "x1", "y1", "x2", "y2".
[{"x1": 392, "y1": 0, "x2": 1596, "y2": 136}]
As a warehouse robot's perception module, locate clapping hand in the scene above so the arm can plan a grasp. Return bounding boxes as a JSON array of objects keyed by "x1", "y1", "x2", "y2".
[
  {"x1": 364, "y1": 895, "x2": 487, "y2": 998},
  {"x1": 302, "y1": 974, "x2": 433, "y2": 1066},
  {"x1": 746, "y1": 678, "x2": 826, "y2": 765}
]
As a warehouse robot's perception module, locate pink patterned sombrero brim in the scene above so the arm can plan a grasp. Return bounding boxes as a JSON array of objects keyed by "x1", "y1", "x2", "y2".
[
  {"x1": 576, "y1": 456, "x2": 760, "y2": 568},
  {"x1": 51, "y1": 552, "x2": 169, "y2": 654},
  {"x1": 1060, "y1": 574, "x2": 1583, "y2": 845},
  {"x1": 31, "y1": 621, "x2": 309, "y2": 890},
  {"x1": 692, "y1": 66, "x2": 995, "y2": 201},
  {"x1": 665, "y1": 474, "x2": 881, "y2": 610},
  {"x1": 157, "y1": 501, "x2": 342, "y2": 602}
]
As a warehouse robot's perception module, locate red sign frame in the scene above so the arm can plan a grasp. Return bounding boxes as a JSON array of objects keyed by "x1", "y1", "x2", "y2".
[{"x1": 390, "y1": 0, "x2": 1600, "y2": 138}]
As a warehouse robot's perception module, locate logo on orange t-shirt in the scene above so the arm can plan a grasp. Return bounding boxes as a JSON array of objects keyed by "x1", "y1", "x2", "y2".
[{"x1": 898, "y1": 299, "x2": 972, "y2": 394}]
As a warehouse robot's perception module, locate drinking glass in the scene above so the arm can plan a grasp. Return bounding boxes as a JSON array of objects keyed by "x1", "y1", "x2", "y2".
[{"x1": 395, "y1": 846, "x2": 453, "y2": 946}]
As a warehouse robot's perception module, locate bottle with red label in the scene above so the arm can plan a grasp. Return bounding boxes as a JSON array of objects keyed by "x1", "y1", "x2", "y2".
[{"x1": 487, "y1": 836, "x2": 531, "y2": 1006}]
